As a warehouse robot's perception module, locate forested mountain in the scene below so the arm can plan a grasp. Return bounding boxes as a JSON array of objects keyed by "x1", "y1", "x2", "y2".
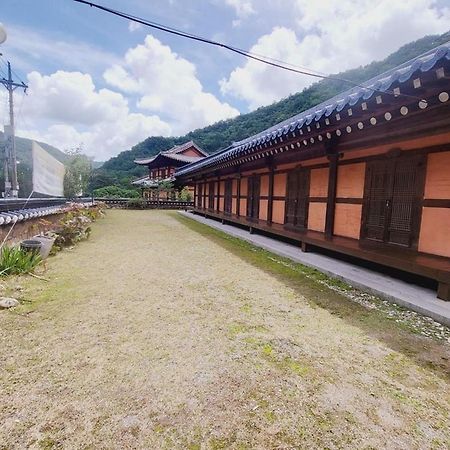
[{"x1": 93, "y1": 30, "x2": 449, "y2": 188}]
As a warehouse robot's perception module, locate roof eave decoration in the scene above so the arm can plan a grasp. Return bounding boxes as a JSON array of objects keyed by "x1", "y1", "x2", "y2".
[{"x1": 175, "y1": 41, "x2": 450, "y2": 178}]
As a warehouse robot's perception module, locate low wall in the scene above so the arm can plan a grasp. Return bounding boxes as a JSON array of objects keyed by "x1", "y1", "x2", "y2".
[
  {"x1": 96, "y1": 198, "x2": 194, "y2": 209},
  {"x1": 0, "y1": 213, "x2": 66, "y2": 246}
]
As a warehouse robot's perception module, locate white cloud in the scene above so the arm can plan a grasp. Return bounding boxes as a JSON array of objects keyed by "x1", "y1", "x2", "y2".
[
  {"x1": 221, "y1": 0, "x2": 450, "y2": 109},
  {"x1": 128, "y1": 21, "x2": 143, "y2": 33},
  {"x1": 104, "y1": 35, "x2": 239, "y2": 134},
  {"x1": 12, "y1": 71, "x2": 171, "y2": 161},
  {"x1": 2, "y1": 24, "x2": 119, "y2": 75},
  {"x1": 224, "y1": 0, "x2": 255, "y2": 18}
]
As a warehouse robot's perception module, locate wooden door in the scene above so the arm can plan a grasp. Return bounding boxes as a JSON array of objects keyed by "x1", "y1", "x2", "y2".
[
  {"x1": 247, "y1": 175, "x2": 260, "y2": 220},
  {"x1": 285, "y1": 170, "x2": 298, "y2": 226},
  {"x1": 208, "y1": 181, "x2": 215, "y2": 210},
  {"x1": 285, "y1": 168, "x2": 310, "y2": 229},
  {"x1": 224, "y1": 179, "x2": 232, "y2": 215},
  {"x1": 362, "y1": 155, "x2": 425, "y2": 248},
  {"x1": 197, "y1": 183, "x2": 203, "y2": 209}
]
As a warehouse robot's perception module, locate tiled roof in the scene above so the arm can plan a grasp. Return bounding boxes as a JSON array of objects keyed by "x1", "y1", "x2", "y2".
[
  {"x1": 176, "y1": 41, "x2": 450, "y2": 177},
  {"x1": 165, "y1": 140, "x2": 208, "y2": 156},
  {"x1": 135, "y1": 140, "x2": 207, "y2": 165}
]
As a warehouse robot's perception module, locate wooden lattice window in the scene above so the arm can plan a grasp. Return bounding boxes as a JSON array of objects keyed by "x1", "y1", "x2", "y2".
[{"x1": 362, "y1": 155, "x2": 425, "y2": 248}]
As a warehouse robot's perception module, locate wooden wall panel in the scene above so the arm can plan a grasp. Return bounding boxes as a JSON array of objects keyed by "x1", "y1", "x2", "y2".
[
  {"x1": 424, "y1": 151, "x2": 450, "y2": 199},
  {"x1": 308, "y1": 202, "x2": 326, "y2": 232},
  {"x1": 219, "y1": 197, "x2": 224, "y2": 211},
  {"x1": 310, "y1": 168, "x2": 329, "y2": 198},
  {"x1": 419, "y1": 207, "x2": 450, "y2": 257},
  {"x1": 260, "y1": 175, "x2": 269, "y2": 197},
  {"x1": 240, "y1": 178, "x2": 248, "y2": 196},
  {"x1": 272, "y1": 200, "x2": 285, "y2": 224},
  {"x1": 337, "y1": 163, "x2": 366, "y2": 198},
  {"x1": 232, "y1": 198, "x2": 237, "y2": 215},
  {"x1": 273, "y1": 173, "x2": 287, "y2": 197},
  {"x1": 240, "y1": 198, "x2": 247, "y2": 216},
  {"x1": 232, "y1": 179, "x2": 237, "y2": 196},
  {"x1": 334, "y1": 204, "x2": 362, "y2": 239},
  {"x1": 259, "y1": 200, "x2": 268, "y2": 220}
]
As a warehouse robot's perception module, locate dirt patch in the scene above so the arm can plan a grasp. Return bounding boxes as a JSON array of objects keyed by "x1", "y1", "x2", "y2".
[{"x1": 0, "y1": 210, "x2": 448, "y2": 449}]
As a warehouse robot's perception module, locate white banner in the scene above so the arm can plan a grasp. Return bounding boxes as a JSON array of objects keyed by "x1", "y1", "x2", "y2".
[{"x1": 32, "y1": 142, "x2": 65, "y2": 197}]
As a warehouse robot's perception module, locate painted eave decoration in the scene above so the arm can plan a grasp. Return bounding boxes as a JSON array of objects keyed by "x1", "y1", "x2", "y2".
[{"x1": 176, "y1": 41, "x2": 450, "y2": 178}]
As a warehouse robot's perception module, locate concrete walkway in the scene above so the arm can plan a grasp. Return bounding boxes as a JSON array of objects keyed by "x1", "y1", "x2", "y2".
[{"x1": 179, "y1": 211, "x2": 450, "y2": 327}]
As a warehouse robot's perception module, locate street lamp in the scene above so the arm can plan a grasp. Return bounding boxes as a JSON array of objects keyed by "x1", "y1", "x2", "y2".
[{"x1": 0, "y1": 23, "x2": 7, "y2": 45}]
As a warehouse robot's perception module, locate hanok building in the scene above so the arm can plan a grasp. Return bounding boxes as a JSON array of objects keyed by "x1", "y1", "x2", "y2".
[
  {"x1": 133, "y1": 141, "x2": 207, "y2": 199},
  {"x1": 176, "y1": 42, "x2": 450, "y2": 301}
]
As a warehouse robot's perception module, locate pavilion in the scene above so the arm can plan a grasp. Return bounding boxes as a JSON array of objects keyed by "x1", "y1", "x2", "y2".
[{"x1": 133, "y1": 141, "x2": 207, "y2": 199}]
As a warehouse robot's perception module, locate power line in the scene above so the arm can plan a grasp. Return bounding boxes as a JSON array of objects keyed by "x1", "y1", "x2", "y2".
[
  {"x1": 0, "y1": 55, "x2": 26, "y2": 86},
  {"x1": 72, "y1": 0, "x2": 427, "y2": 103}
]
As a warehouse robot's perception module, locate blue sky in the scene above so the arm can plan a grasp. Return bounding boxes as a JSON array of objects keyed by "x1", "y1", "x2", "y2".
[{"x1": 1, "y1": 0, "x2": 449, "y2": 160}]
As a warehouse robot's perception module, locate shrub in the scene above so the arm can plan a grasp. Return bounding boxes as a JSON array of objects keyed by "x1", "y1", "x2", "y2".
[
  {"x1": 0, "y1": 246, "x2": 42, "y2": 276},
  {"x1": 179, "y1": 187, "x2": 193, "y2": 202},
  {"x1": 126, "y1": 198, "x2": 147, "y2": 209},
  {"x1": 93, "y1": 185, "x2": 140, "y2": 199},
  {"x1": 51, "y1": 204, "x2": 106, "y2": 249}
]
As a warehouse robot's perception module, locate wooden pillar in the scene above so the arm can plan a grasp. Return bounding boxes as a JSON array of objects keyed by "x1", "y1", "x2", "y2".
[
  {"x1": 236, "y1": 174, "x2": 241, "y2": 217},
  {"x1": 437, "y1": 282, "x2": 450, "y2": 301},
  {"x1": 216, "y1": 175, "x2": 221, "y2": 213},
  {"x1": 203, "y1": 177, "x2": 207, "y2": 211},
  {"x1": 325, "y1": 153, "x2": 339, "y2": 239},
  {"x1": 267, "y1": 166, "x2": 275, "y2": 225}
]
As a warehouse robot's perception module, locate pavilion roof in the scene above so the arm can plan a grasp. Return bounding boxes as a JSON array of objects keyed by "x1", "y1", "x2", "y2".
[
  {"x1": 176, "y1": 41, "x2": 450, "y2": 177},
  {"x1": 134, "y1": 140, "x2": 207, "y2": 166}
]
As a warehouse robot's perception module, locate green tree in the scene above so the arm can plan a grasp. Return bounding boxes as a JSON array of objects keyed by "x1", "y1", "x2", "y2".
[
  {"x1": 63, "y1": 147, "x2": 92, "y2": 198},
  {"x1": 93, "y1": 185, "x2": 140, "y2": 198}
]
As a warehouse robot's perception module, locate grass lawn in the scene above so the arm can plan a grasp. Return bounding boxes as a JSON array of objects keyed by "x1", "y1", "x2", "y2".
[{"x1": 0, "y1": 209, "x2": 449, "y2": 449}]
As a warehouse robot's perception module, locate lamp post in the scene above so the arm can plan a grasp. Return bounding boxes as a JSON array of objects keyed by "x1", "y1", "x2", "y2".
[{"x1": 0, "y1": 23, "x2": 28, "y2": 198}]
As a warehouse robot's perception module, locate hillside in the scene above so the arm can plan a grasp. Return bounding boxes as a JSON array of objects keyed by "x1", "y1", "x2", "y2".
[{"x1": 96, "y1": 30, "x2": 449, "y2": 187}]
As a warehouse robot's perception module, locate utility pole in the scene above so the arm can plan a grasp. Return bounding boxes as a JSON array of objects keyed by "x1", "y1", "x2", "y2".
[{"x1": 1, "y1": 60, "x2": 28, "y2": 197}]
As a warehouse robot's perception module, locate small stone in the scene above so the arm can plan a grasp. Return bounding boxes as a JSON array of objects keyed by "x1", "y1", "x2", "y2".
[{"x1": 0, "y1": 297, "x2": 19, "y2": 309}]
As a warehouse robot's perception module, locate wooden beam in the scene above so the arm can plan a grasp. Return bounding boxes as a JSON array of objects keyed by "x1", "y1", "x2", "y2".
[{"x1": 438, "y1": 282, "x2": 450, "y2": 302}]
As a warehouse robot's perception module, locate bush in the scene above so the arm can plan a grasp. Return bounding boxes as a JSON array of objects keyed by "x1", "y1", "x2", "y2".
[
  {"x1": 93, "y1": 185, "x2": 140, "y2": 199},
  {"x1": 126, "y1": 198, "x2": 147, "y2": 209},
  {"x1": 179, "y1": 187, "x2": 193, "y2": 202},
  {"x1": 0, "y1": 246, "x2": 42, "y2": 276},
  {"x1": 51, "y1": 204, "x2": 106, "y2": 250}
]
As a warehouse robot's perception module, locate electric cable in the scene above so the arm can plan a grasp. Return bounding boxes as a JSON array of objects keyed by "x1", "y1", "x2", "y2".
[{"x1": 72, "y1": 0, "x2": 427, "y2": 103}]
